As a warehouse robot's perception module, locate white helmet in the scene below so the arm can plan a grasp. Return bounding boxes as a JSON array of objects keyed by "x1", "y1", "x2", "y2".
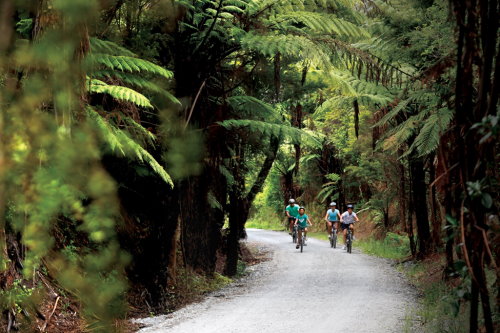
[
  {"x1": 329, "y1": 202, "x2": 336, "y2": 206},
  {"x1": 289, "y1": 199, "x2": 296, "y2": 204}
]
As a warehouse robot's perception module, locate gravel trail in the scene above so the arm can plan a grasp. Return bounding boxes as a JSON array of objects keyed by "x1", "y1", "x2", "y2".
[{"x1": 135, "y1": 229, "x2": 416, "y2": 333}]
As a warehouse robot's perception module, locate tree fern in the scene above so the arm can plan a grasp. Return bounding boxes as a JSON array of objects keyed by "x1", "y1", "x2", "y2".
[
  {"x1": 314, "y1": 71, "x2": 394, "y2": 119},
  {"x1": 218, "y1": 119, "x2": 322, "y2": 147},
  {"x1": 381, "y1": 114, "x2": 419, "y2": 151},
  {"x1": 88, "y1": 79, "x2": 154, "y2": 108},
  {"x1": 408, "y1": 107, "x2": 454, "y2": 157},
  {"x1": 122, "y1": 116, "x2": 157, "y2": 147},
  {"x1": 241, "y1": 33, "x2": 331, "y2": 68},
  {"x1": 93, "y1": 70, "x2": 180, "y2": 105},
  {"x1": 87, "y1": 108, "x2": 173, "y2": 187},
  {"x1": 88, "y1": 53, "x2": 173, "y2": 79},
  {"x1": 227, "y1": 95, "x2": 281, "y2": 121},
  {"x1": 374, "y1": 96, "x2": 413, "y2": 127},
  {"x1": 274, "y1": 11, "x2": 370, "y2": 40},
  {"x1": 89, "y1": 38, "x2": 137, "y2": 57}
]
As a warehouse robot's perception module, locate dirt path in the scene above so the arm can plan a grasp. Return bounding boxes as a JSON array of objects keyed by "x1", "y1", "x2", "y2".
[{"x1": 135, "y1": 229, "x2": 416, "y2": 333}]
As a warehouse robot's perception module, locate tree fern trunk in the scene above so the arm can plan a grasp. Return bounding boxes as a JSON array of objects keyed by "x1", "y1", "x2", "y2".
[
  {"x1": 353, "y1": 99, "x2": 359, "y2": 139},
  {"x1": 273, "y1": 53, "x2": 281, "y2": 102}
]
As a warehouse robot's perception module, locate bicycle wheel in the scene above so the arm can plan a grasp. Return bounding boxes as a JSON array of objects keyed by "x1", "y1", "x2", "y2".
[
  {"x1": 330, "y1": 234, "x2": 334, "y2": 248},
  {"x1": 300, "y1": 233, "x2": 304, "y2": 253},
  {"x1": 347, "y1": 233, "x2": 352, "y2": 253},
  {"x1": 292, "y1": 232, "x2": 297, "y2": 243},
  {"x1": 332, "y1": 233, "x2": 337, "y2": 248}
]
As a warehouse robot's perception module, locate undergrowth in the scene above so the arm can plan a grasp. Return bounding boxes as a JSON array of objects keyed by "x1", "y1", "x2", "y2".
[
  {"x1": 401, "y1": 260, "x2": 469, "y2": 333},
  {"x1": 246, "y1": 206, "x2": 284, "y2": 230},
  {"x1": 357, "y1": 232, "x2": 410, "y2": 259}
]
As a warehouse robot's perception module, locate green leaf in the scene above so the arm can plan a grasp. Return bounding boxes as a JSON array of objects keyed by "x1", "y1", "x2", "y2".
[{"x1": 481, "y1": 193, "x2": 492, "y2": 208}]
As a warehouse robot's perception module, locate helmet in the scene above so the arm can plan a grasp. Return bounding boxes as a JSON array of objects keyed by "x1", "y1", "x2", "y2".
[
  {"x1": 289, "y1": 199, "x2": 295, "y2": 204},
  {"x1": 329, "y1": 202, "x2": 336, "y2": 206},
  {"x1": 299, "y1": 206, "x2": 306, "y2": 211},
  {"x1": 347, "y1": 204, "x2": 353, "y2": 209}
]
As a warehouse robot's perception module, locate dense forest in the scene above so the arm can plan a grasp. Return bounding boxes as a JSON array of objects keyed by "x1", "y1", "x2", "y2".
[{"x1": 0, "y1": 0, "x2": 498, "y2": 332}]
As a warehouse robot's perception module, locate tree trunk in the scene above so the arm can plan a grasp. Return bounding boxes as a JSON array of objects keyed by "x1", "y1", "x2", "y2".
[
  {"x1": 273, "y1": 53, "x2": 281, "y2": 102},
  {"x1": 180, "y1": 172, "x2": 220, "y2": 273},
  {"x1": 406, "y1": 158, "x2": 417, "y2": 258},
  {"x1": 448, "y1": 1, "x2": 498, "y2": 329},
  {"x1": 428, "y1": 160, "x2": 442, "y2": 250},
  {"x1": 353, "y1": 99, "x2": 360, "y2": 139},
  {"x1": 103, "y1": 155, "x2": 179, "y2": 306},
  {"x1": 409, "y1": 156, "x2": 431, "y2": 258}
]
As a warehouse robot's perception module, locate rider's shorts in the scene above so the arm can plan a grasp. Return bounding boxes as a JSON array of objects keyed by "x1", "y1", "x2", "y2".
[{"x1": 341, "y1": 223, "x2": 353, "y2": 230}]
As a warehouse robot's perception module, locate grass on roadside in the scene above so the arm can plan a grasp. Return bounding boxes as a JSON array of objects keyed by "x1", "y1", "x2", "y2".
[
  {"x1": 245, "y1": 206, "x2": 285, "y2": 230},
  {"x1": 356, "y1": 232, "x2": 410, "y2": 259}
]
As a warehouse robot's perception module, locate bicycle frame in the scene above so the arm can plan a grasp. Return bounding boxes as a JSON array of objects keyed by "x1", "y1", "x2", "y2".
[
  {"x1": 346, "y1": 227, "x2": 353, "y2": 253},
  {"x1": 330, "y1": 225, "x2": 338, "y2": 248},
  {"x1": 299, "y1": 228, "x2": 306, "y2": 252}
]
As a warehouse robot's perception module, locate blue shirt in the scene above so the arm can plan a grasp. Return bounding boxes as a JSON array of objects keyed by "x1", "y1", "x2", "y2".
[
  {"x1": 296, "y1": 214, "x2": 309, "y2": 228},
  {"x1": 327, "y1": 208, "x2": 340, "y2": 221}
]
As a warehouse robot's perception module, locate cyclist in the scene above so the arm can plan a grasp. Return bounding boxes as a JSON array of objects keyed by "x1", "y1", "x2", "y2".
[
  {"x1": 285, "y1": 199, "x2": 299, "y2": 235},
  {"x1": 340, "y1": 204, "x2": 359, "y2": 250},
  {"x1": 295, "y1": 207, "x2": 313, "y2": 249},
  {"x1": 324, "y1": 202, "x2": 341, "y2": 239}
]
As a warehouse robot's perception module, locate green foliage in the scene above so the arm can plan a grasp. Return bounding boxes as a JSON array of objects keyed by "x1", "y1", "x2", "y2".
[
  {"x1": 93, "y1": 70, "x2": 179, "y2": 105},
  {"x1": 357, "y1": 233, "x2": 410, "y2": 259},
  {"x1": 88, "y1": 53, "x2": 173, "y2": 78},
  {"x1": 88, "y1": 78, "x2": 154, "y2": 108},
  {"x1": 88, "y1": 108, "x2": 173, "y2": 187},
  {"x1": 273, "y1": 11, "x2": 369, "y2": 39},
  {"x1": 218, "y1": 119, "x2": 323, "y2": 147},
  {"x1": 227, "y1": 96, "x2": 281, "y2": 121},
  {"x1": 241, "y1": 33, "x2": 332, "y2": 67},
  {"x1": 246, "y1": 205, "x2": 284, "y2": 230},
  {"x1": 316, "y1": 173, "x2": 341, "y2": 203}
]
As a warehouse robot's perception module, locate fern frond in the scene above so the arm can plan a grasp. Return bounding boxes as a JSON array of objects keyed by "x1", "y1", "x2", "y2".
[
  {"x1": 241, "y1": 33, "x2": 331, "y2": 67},
  {"x1": 88, "y1": 79, "x2": 154, "y2": 108},
  {"x1": 219, "y1": 165, "x2": 235, "y2": 185},
  {"x1": 411, "y1": 107, "x2": 454, "y2": 156},
  {"x1": 374, "y1": 97, "x2": 412, "y2": 127},
  {"x1": 122, "y1": 116, "x2": 157, "y2": 147},
  {"x1": 274, "y1": 11, "x2": 370, "y2": 39},
  {"x1": 87, "y1": 108, "x2": 173, "y2": 187},
  {"x1": 88, "y1": 53, "x2": 173, "y2": 79},
  {"x1": 218, "y1": 119, "x2": 322, "y2": 147},
  {"x1": 93, "y1": 70, "x2": 180, "y2": 105},
  {"x1": 88, "y1": 107, "x2": 126, "y2": 155},
  {"x1": 381, "y1": 114, "x2": 419, "y2": 151},
  {"x1": 89, "y1": 38, "x2": 137, "y2": 57},
  {"x1": 227, "y1": 95, "x2": 280, "y2": 121}
]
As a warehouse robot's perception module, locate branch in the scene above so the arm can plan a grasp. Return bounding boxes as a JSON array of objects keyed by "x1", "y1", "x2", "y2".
[
  {"x1": 246, "y1": 135, "x2": 280, "y2": 204},
  {"x1": 40, "y1": 296, "x2": 60, "y2": 332},
  {"x1": 184, "y1": 80, "x2": 206, "y2": 130},
  {"x1": 223, "y1": 59, "x2": 259, "y2": 94}
]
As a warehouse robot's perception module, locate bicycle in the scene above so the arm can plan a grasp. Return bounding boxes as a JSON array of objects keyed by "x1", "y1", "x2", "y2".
[
  {"x1": 297, "y1": 225, "x2": 310, "y2": 253},
  {"x1": 330, "y1": 225, "x2": 338, "y2": 248}
]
